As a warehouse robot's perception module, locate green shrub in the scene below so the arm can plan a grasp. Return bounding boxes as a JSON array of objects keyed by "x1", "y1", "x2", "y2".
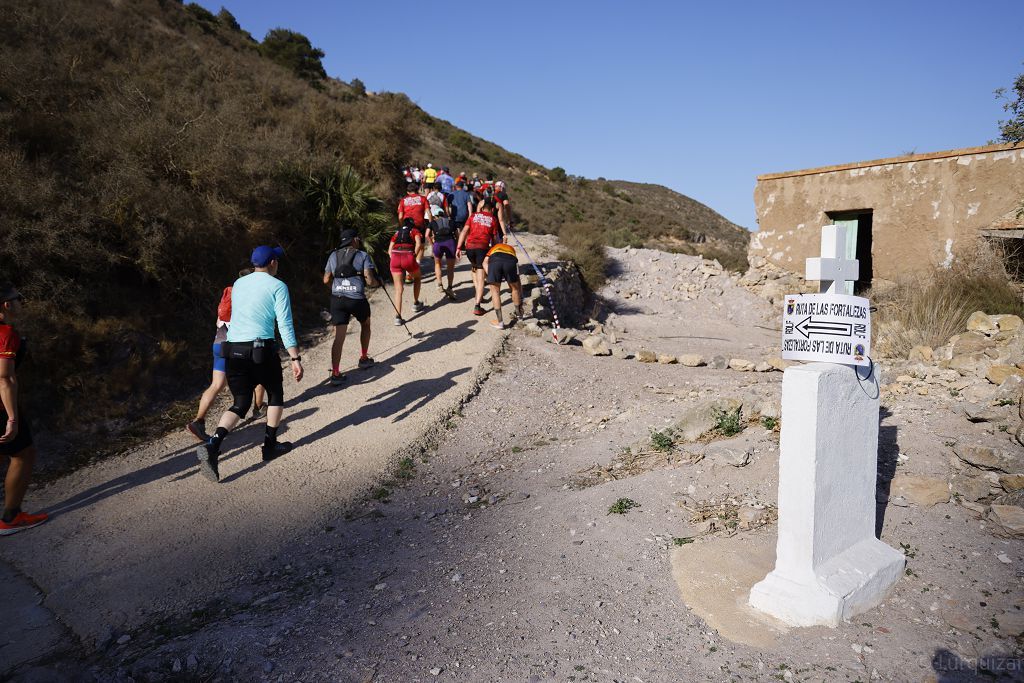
[
  {"x1": 607, "y1": 498, "x2": 640, "y2": 515},
  {"x1": 557, "y1": 222, "x2": 609, "y2": 290},
  {"x1": 649, "y1": 428, "x2": 675, "y2": 452},
  {"x1": 260, "y1": 28, "x2": 327, "y2": 82},
  {"x1": 549, "y1": 166, "x2": 567, "y2": 182},
  {"x1": 713, "y1": 407, "x2": 744, "y2": 436}
]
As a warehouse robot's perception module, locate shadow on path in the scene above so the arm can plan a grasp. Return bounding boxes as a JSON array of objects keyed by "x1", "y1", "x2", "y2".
[
  {"x1": 291, "y1": 367, "x2": 470, "y2": 450},
  {"x1": 46, "y1": 408, "x2": 319, "y2": 517}
]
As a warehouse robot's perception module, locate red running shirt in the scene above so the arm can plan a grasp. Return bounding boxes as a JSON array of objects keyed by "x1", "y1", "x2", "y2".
[
  {"x1": 398, "y1": 194, "x2": 429, "y2": 228},
  {"x1": 0, "y1": 323, "x2": 22, "y2": 366},
  {"x1": 464, "y1": 212, "x2": 499, "y2": 249}
]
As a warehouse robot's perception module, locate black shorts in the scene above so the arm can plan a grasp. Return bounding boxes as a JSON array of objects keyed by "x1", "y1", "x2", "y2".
[
  {"x1": 466, "y1": 248, "x2": 487, "y2": 268},
  {"x1": 486, "y1": 257, "x2": 520, "y2": 285},
  {"x1": 330, "y1": 296, "x2": 371, "y2": 326},
  {"x1": 0, "y1": 409, "x2": 32, "y2": 457},
  {"x1": 226, "y1": 347, "x2": 285, "y2": 407}
]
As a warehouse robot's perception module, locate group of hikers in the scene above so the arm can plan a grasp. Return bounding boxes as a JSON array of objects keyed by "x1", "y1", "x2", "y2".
[{"x1": 0, "y1": 167, "x2": 525, "y2": 530}]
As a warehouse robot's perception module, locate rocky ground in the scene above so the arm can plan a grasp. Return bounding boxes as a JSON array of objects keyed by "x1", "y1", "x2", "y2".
[{"x1": 6, "y1": 239, "x2": 1023, "y2": 682}]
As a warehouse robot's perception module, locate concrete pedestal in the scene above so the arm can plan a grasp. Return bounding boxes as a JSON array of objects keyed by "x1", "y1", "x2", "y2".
[{"x1": 749, "y1": 363, "x2": 904, "y2": 627}]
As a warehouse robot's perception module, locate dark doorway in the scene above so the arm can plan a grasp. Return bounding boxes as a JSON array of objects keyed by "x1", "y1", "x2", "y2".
[{"x1": 827, "y1": 210, "x2": 873, "y2": 294}]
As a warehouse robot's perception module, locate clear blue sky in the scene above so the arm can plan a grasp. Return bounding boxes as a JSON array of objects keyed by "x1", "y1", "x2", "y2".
[{"x1": 198, "y1": 0, "x2": 1022, "y2": 230}]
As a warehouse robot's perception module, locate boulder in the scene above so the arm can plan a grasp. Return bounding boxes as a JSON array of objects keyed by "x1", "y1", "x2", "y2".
[
  {"x1": 966, "y1": 311, "x2": 996, "y2": 333},
  {"x1": 523, "y1": 322, "x2": 543, "y2": 338},
  {"x1": 986, "y1": 365, "x2": 1024, "y2": 386},
  {"x1": 953, "y1": 445, "x2": 1024, "y2": 473},
  {"x1": 728, "y1": 358, "x2": 755, "y2": 372},
  {"x1": 657, "y1": 353, "x2": 677, "y2": 364},
  {"x1": 951, "y1": 473, "x2": 992, "y2": 502},
  {"x1": 708, "y1": 355, "x2": 728, "y2": 370},
  {"x1": 962, "y1": 403, "x2": 1000, "y2": 423},
  {"x1": 989, "y1": 505, "x2": 1024, "y2": 538},
  {"x1": 767, "y1": 357, "x2": 792, "y2": 372},
  {"x1": 637, "y1": 349, "x2": 657, "y2": 363},
  {"x1": 671, "y1": 398, "x2": 743, "y2": 442},
  {"x1": 908, "y1": 345, "x2": 934, "y2": 362},
  {"x1": 582, "y1": 335, "x2": 611, "y2": 356},
  {"x1": 999, "y1": 474, "x2": 1024, "y2": 492},
  {"x1": 994, "y1": 314, "x2": 1024, "y2": 333},
  {"x1": 889, "y1": 474, "x2": 950, "y2": 507},
  {"x1": 754, "y1": 361, "x2": 772, "y2": 372},
  {"x1": 993, "y1": 374, "x2": 1024, "y2": 403},
  {"x1": 756, "y1": 398, "x2": 781, "y2": 420},
  {"x1": 953, "y1": 331, "x2": 995, "y2": 356},
  {"x1": 705, "y1": 442, "x2": 752, "y2": 467},
  {"x1": 678, "y1": 354, "x2": 705, "y2": 367},
  {"x1": 949, "y1": 353, "x2": 990, "y2": 376}
]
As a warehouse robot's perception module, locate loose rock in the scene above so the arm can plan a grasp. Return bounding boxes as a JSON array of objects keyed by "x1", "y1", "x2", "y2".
[
  {"x1": 889, "y1": 474, "x2": 950, "y2": 507},
  {"x1": 678, "y1": 353, "x2": 705, "y2": 367},
  {"x1": 582, "y1": 335, "x2": 611, "y2": 356},
  {"x1": 637, "y1": 349, "x2": 657, "y2": 363}
]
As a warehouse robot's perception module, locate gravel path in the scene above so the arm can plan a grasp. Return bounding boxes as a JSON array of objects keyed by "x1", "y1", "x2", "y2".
[
  {"x1": 4, "y1": 238, "x2": 1022, "y2": 682},
  {"x1": 0, "y1": 255, "x2": 508, "y2": 650}
]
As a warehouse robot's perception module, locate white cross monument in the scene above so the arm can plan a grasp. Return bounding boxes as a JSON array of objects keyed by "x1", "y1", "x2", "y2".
[{"x1": 748, "y1": 225, "x2": 904, "y2": 627}]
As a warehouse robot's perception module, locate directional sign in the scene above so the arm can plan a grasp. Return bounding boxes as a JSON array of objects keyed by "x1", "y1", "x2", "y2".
[{"x1": 781, "y1": 293, "x2": 871, "y2": 366}]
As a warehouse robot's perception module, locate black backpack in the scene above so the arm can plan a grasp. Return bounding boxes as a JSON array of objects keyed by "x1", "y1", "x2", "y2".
[
  {"x1": 394, "y1": 224, "x2": 415, "y2": 248},
  {"x1": 432, "y1": 215, "x2": 455, "y2": 241},
  {"x1": 333, "y1": 247, "x2": 362, "y2": 279}
]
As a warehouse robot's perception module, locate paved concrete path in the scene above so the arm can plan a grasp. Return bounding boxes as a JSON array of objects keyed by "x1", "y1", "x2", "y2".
[{"x1": 0, "y1": 255, "x2": 510, "y2": 659}]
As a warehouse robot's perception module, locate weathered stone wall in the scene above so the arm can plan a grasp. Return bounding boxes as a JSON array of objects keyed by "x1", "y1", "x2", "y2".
[
  {"x1": 524, "y1": 263, "x2": 587, "y2": 328},
  {"x1": 748, "y1": 143, "x2": 1024, "y2": 285}
]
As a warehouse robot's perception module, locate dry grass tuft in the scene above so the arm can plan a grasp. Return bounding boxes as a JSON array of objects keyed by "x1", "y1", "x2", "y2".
[
  {"x1": 557, "y1": 222, "x2": 609, "y2": 291},
  {"x1": 872, "y1": 241, "x2": 1024, "y2": 358}
]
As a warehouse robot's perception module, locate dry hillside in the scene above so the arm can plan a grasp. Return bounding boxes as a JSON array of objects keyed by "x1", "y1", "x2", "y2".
[{"x1": 0, "y1": 0, "x2": 748, "y2": 440}]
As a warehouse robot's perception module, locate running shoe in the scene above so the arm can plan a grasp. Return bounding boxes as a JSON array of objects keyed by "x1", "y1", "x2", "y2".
[
  {"x1": 412, "y1": 300, "x2": 424, "y2": 312},
  {"x1": 262, "y1": 441, "x2": 293, "y2": 462},
  {"x1": 445, "y1": 288, "x2": 456, "y2": 301},
  {"x1": 251, "y1": 403, "x2": 266, "y2": 421},
  {"x1": 196, "y1": 442, "x2": 219, "y2": 482},
  {"x1": 185, "y1": 420, "x2": 208, "y2": 443},
  {"x1": 490, "y1": 319, "x2": 506, "y2": 330},
  {"x1": 394, "y1": 316, "x2": 404, "y2": 326},
  {"x1": 358, "y1": 356, "x2": 375, "y2": 368},
  {"x1": 436, "y1": 281, "x2": 444, "y2": 290},
  {"x1": 329, "y1": 372, "x2": 345, "y2": 387},
  {"x1": 404, "y1": 275, "x2": 413, "y2": 284},
  {"x1": 473, "y1": 304, "x2": 485, "y2": 317},
  {"x1": 0, "y1": 511, "x2": 49, "y2": 536}
]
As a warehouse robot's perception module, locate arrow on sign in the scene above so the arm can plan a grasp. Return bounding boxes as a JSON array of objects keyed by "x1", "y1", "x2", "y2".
[{"x1": 795, "y1": 316, "x2": 853, "y2": 339}]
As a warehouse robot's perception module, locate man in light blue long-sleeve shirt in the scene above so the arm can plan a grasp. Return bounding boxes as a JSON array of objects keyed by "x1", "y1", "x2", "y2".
[{"x1": 197, "y1": 246, "x2": 304, "y2": 482}]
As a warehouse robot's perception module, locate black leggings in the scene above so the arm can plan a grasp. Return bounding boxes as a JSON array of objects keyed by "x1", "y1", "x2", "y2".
[{"x1": 226, "y1": 356, "x2": 284, "y2": 417}]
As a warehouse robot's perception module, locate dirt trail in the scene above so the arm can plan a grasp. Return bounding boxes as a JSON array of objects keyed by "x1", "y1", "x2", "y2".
[
  {"x1": 6, "y1": 238, "x2": 1022, "y2": 682},
  {"x1": 0, "y1": 256, "x2": 508, "y2": 650}
]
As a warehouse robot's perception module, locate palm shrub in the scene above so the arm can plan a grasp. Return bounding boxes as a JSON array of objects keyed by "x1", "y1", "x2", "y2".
[{"x1": 304, "y1": 164, "x2": 393, "y2": 268}]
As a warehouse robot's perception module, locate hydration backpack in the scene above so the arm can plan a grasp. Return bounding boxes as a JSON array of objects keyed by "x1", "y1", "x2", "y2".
[
  {"x1": 394, "y1": 224, "x2": 416, "y2": 248},
  {"x1": 432, "y1": 215, "x2": 455, "y2": 241},
  {"x1": 332, "y1": 247, "x2": 362, "y2": 279}
]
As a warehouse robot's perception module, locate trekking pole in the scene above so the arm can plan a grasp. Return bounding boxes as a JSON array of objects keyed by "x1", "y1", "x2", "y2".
[
  {"x1": 376, "y1": 281, "x2": 416, "y2": 338},
  {"x1": 504, "y1": 225, "x2": 562, "y2": 343}
]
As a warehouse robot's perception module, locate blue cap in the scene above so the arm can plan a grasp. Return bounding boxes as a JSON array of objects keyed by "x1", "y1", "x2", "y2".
[{"x1": 251, "y1": 245, "x2": 285, "y2": 267}]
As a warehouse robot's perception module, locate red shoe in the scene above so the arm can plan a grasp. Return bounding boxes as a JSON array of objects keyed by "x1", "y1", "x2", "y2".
[{"x1": 0, "y1": 511, "x2": 49, "y2": 536}]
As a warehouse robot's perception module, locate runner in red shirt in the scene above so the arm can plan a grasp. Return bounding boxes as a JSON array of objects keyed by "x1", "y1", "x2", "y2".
[
  {"x1": 456, "y1": 199, "x2": 501, "y2": 317},
  {"x1": 0, "y1": 284, "x2": 48, "y2": 536},
  {"x1": 397, "y1": 182, "x2": 431, "y2": 230},
  {"x1": 388, "y1": 219, "x2": 425, "y2": 325}
]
